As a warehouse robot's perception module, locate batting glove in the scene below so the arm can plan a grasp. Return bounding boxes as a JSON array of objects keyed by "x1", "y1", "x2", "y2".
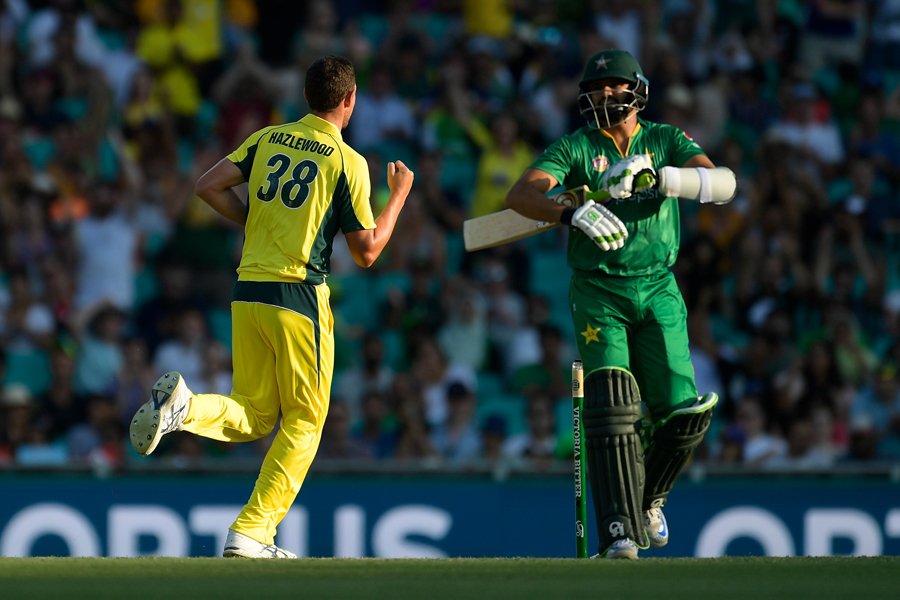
[
  {"x1": 600, "y1": 154, "x2": 657, "y2": 199},
  {"x1": 570, "y1": 199, "x2": 628, "y2": 251}
]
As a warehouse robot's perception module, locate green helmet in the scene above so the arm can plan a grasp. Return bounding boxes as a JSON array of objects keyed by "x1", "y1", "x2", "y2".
[{"x1": 578, "y1": 49, "x2": 649, "y2": 128}]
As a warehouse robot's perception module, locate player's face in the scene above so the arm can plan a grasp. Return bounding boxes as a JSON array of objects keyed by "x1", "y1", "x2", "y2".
[
  {"x1": 579, "y1": 77, "x2": 639, "y2": 129},
  {"x1": 583, "y1": 78, "x2": 633, "y2": 106}
]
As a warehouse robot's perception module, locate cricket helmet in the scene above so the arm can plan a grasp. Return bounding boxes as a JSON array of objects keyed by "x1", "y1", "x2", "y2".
[{"x1": 578, "y1": 49, "x2": 649, "y2": 129}]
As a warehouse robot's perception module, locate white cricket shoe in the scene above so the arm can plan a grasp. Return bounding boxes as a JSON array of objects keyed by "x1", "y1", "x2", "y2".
[
  {"x1": 130, "y1": 371, "x2": 192, "y2": 456},
  {"x1": 223, "y1": 530, "x2": 297, "y2": 559},
  {"x1": 595, "y1": 538, "x2": 639, "y2": 560},
  {"x1": 645, "y1": 507, "x2": 669, "y2": 548}
]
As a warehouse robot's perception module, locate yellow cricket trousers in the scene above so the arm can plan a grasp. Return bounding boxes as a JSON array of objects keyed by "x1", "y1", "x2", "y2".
[{"x1": 180, "y1": 281, "x2": 334, "y2": 545}]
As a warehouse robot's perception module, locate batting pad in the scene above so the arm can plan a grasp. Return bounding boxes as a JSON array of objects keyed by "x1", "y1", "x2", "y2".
[
  {"x1": 643, "y1": 392, "x2": 718, "y2": 510},
  {"x1": 583, "y1": 367, "x2": 649, "y2": 550}
]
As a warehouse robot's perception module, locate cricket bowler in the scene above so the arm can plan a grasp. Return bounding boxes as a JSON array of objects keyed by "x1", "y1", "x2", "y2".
[{"x1": 128, "y1": 55, "x2": 414, "y2": 558}]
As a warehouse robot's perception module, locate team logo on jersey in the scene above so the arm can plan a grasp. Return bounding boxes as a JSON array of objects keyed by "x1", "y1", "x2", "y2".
[
  {"x1": 591, "y1": 155, "x2": 609, "y2": 172},
  {"x1": 581, "y1": 323, "x2": 601, "y2": 345}
]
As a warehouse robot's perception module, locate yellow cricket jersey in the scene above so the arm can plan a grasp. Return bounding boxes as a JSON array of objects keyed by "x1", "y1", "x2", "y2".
[{"x1": 227, "y1": 114, "x2": 375, "y2": 285}]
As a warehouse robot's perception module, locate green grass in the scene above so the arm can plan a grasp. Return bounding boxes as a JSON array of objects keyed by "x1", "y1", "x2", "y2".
[{"x1": 1, "y1": 557, "x2": 897, "y2": 599}]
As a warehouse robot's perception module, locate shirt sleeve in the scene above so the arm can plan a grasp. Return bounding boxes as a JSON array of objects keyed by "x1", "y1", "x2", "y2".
[
  {"x1": 667, "y1": 125, "x2": 707, "y2": 166},
  {"x1": 529, "y1": 135, "x2": 575, "y2": 185},
  {"x1": 226, "y1": 126, "x2": 276, "y2": 181},
  {"x1": 338, "y1": 151, "x2": 376, "y2": 233}
]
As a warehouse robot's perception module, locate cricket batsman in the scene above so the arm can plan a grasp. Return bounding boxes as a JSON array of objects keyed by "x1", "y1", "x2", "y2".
[{"x1": 505, "y1": 49, "x2": 735, "y2": 558}]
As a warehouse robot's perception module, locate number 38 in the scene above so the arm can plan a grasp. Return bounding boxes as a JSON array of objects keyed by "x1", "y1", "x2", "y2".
[{"x1": 256, "y1": 153, "x2": 319, "y2": 209}]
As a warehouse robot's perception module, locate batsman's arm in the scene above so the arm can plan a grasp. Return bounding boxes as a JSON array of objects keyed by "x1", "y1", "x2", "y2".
[
  {"x1": 659, "y1": 154, "x2": 737, "y2": 205},
  {"x1": 505, "y1": 169, "x2": 567, "y2": 223}
]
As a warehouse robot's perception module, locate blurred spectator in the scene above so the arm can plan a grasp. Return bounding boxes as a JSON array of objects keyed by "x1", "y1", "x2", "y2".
[
  {"x1": 519, "y1": 44, "x2": 580, "y2": 145},
  {"x1": 415, "y1": 150, "x2": 466, "y2": 233},
  {"x1": 501, "y1": 391, "x2": 559, "y2": 470},
  {"x1": 465, "y1": 112, "x2": 534, "y2": 219},
  {"x1": 72, "y1": 304, "x2": 125, "y2": 397},
  {"x1": 847, "y1": 86, "x2": 900, "y2": 188},
  {"x1": 464, "y1": 37, "x2": 515, "y2": 113},
  {"x1": 591, "y1": 0, "x2": 644, "y2": 61},
  {"x1": 511, "y1": 324, "x2": 569, "y2": 400},
  {"x1": 479, "y1": 413, "x2": 508, "y2": 468},
  {"x1": 35, "y1": 346, "x2": 82, "y2": 442},
  {"x1": 115, "y1": 336, "x2": 155, "y2": 428},
  {"x1": 849, "y1": 361, "x2": 900, "y2": 456},
  {"x1": 384, "y1": 190, "x2": 447, "y2": 274},
  {"x1": 66, "y1": 393, "x2": 124, "y2": 468},
  {"x1": 348, "y1": 62, "x2": 416, "y2": 155},
  {"x1": 505, "y1": 293, "x2": 552, "y2": 378},
  {"x1": 334, "y1": 332, "x2": 395, "y2": 425},
  {"x1": 476, "y1": 256, "x2": 527, "y2": 368},
  {"x1": 71, "y1": 180, "x2": 141, "y2": 314},
  {"x1": 826, "y1": 308, "x2": 879, "y2": 388},
  {"x1": 135, "y1": 259, "x2": 206, "y2": 354},
  {"x1": 289, "y1": 0, "x2": 346, "y2": 86},
  {"x1": 798, "y1": 0, "x2": 866, "y2": 71},
  {"x1": 210, "y1": 39, "x2": 277, "y2": 150},
  {"x1": 380, "y1": 260, "x2": 444, "y2": 341},
  {"x1": 437, "y1": 278, "x2": 488, "y2": 371},
  {"x1": 0, "y1": 267, "x2": 56, "y2": 351},
  {"x1": 462, "y1": 0, "x2": 514, "y2": 40},
  {"x1": 197, "y1": 340, "x2": 232, "y2": 396},
  {"x1": 429, "y1": 381, "x2": 481, "y2": 466},
  {"x1": 152, "y1": 306, "x2": 209, "y2": 385},
  {"x1": 352, "y1": 389, "x2": 398, "y2": 460},
  {"x1": 411, "y1": 334, "x2": 476, "y2": 428},
  {"x1": 318, "y1": 400, "x2": 373, "y2": 461},
  {"x1": 733, "y1": 395, "x2": 788, "y2": 467},
  {"x1": 0, "y1": 383, "x2": 38, "y2": 463},
  {"x1": 764, "y1": 80, "x2": 845, "y2": 178},
  {"x1": 867, "y1": 0, "x2": 900, "y2": 71},
  {"x1": 391, "y1": 373, "x2": 438, "y2": 462},
  {"x1": 135, "y1": 0, "x2": 223, "y2": 137},
  {"x1": 419, "y1": 54, "x2": 479, "y2": 197},
  {"x1": 688, "y1": 309, "x2": 726, "y2": 402}
]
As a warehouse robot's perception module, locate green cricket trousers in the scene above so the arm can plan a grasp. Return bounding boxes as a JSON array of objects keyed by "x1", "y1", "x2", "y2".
[{"x1": 569, "y1": 269, "x2": 698, "y2": 421}]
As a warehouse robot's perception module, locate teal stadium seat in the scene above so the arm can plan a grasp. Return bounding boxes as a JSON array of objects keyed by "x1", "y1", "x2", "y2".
[
  {"x1": 476, "y1": 393, "x2": 527, "y2": 437},
  {"x1": 329, "y1": 273, "x2": 377, "y2": 332},
  {"x1": 529, "y1": 252, "x2": 574, "y2": 334},
  {"x1": 4, "y1": 348, "x2": 52, "y2": 396},
  {"x1": 208, "y1": 307, "x2": 233, "y2": 349}
]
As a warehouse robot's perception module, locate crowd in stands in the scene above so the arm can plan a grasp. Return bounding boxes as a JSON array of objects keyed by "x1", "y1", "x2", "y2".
[{"x1": 0, "y1": 0, "x2": 899, "y2": 475}]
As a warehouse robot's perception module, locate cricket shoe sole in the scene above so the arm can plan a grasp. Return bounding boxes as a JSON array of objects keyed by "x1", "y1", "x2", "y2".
[{"x1": 130, "y1": 371, "x2": 192, "y2": 456}]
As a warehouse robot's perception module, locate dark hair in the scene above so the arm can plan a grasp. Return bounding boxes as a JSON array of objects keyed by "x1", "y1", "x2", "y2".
[{"x1": 304, "y1": 56, "x2": 356, "y2": 112}]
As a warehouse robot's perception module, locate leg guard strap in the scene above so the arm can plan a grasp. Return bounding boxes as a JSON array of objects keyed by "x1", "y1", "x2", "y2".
[
  {"x1": 643, "y1": 393, "x2": 717, "y2": 510},
  {"x1": 583, "y1": 367, "x2": 648, "y2": 550}
]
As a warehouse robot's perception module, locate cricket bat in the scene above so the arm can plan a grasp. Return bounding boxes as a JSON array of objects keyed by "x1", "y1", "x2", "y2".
[{"x1": 463, "y1": 166, "x2": 735, "y2": 252}]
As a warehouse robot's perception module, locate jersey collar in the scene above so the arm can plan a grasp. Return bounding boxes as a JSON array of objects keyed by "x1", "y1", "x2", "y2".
[
  {"x1": 597, "y1": 120, "x2": 642, "y2": 157},
  {"x1": 300, "y1": 113, "x2": 343, "y2": 139}
]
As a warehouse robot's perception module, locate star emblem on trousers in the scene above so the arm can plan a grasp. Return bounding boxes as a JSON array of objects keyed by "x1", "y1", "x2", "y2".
[{"x1": 581, "y1": 323, "x2": 601, "y2": 345}]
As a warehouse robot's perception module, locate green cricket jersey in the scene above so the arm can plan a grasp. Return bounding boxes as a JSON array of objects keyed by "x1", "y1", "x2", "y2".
[{"x1": 531, "y1": 119, "x2": 705, "y2": 276}]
